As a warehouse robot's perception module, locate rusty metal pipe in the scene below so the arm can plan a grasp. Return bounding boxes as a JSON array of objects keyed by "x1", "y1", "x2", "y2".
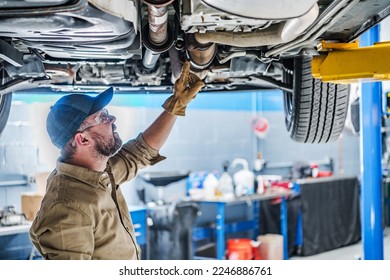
[
  {"x1": 142, "y1": 0, "x2": 174, "y2": 69},
  {"x1": 148, "y1": 5, "x2": 168, "y2": 45},
  {"x1": 186, "y1": 33, "x2": 216, "y2": 70}
]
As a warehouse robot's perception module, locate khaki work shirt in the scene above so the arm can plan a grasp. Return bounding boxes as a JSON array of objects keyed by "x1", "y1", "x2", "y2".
[{"x1": 30, "y1": 134, "x2": 165, "y2": 260}]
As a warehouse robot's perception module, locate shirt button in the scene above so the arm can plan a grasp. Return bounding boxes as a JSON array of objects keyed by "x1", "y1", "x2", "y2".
[
  {"x1": 108, "y1": 183, "x2": 112, "y2": 189},
  {"x1": 101, "y1": 172, "x2": 108, "y2": 178}
]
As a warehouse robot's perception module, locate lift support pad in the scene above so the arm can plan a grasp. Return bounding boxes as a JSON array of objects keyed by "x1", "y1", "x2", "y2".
[{"x1": 312, "y1": 40, "x2": 390, "y2": 83}]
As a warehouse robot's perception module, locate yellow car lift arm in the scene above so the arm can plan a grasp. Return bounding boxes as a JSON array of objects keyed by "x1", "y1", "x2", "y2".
[{"x1": 312, "y1": 40, "x2": 390, "y2": 83}]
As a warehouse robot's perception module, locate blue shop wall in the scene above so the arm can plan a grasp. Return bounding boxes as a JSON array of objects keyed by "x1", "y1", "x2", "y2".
[{"x1": 0, "y1": 89, "x2": 360, "y2": 210}]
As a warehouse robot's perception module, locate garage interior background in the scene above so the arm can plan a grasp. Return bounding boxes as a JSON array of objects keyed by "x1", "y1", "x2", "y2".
[
  {"x1": 2, "y1": 15, "x2": 390, "y2": 261},
  {"x1": 0, "y1": 88, "x2": 360, "y2": 209}
]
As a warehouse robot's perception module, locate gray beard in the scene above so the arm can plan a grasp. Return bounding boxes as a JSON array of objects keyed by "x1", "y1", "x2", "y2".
[{"x1": 90, "y1": 130, "x2": 123, "y2": 157}]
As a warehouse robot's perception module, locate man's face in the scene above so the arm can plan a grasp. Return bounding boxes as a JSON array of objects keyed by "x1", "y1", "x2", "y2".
[
  {"x1": 89, "y1": 126, "x2": 122, "y2": 157},
  {"x1": 81, "y1": 109, "x2": 123, "y2": 157}
]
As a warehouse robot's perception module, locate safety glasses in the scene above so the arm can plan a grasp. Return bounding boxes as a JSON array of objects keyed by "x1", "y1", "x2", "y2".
[{"x1": 77, "y1": 108, "x2": 115, "y2": 132}]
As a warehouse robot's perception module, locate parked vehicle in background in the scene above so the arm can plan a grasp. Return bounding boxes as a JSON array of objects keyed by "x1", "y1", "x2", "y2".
[{"x1": 0, "y1": 0, "x2": 389, "y2": 142}]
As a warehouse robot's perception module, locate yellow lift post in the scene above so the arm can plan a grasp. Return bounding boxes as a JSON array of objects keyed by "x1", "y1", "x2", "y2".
[{"x1": 311, "y1": 40, "x2": 390, "y2": 83}]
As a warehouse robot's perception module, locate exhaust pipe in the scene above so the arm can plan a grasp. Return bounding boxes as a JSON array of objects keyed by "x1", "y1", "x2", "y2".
[
  {"x1": 186, "y1": 33, "x2": 216, "y2": 70},
  {"x1": 194, "y1": 4, "x2": 319, "y2": 48},
  {"x1": 142, "y1": 0, "x2": 174, "y2": 69}
]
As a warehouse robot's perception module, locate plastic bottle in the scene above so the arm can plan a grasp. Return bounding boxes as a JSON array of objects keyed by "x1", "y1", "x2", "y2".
[
  {"x1": 218, "y1": 161, "x2": 234, "y2": 199},
  {"x1": 188, "y1": 171, "x2": 207, "y2": 200},
  {"x1": 256, "y1": 175, "x2": 265, "y2": 194},
  {"x1": 203, "y1": 172, "x2": 219, "y2": 199},
  {"x1": 253, "y1": 152, "x2": 265, "y2": 173},
  {"x1": 232, "y1": 158, "x2": 255, "y2": 196}
]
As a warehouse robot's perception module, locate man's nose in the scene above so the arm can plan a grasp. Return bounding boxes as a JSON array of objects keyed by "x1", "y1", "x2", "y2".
[{"x1": 108, "y1": 115, "x2": 116, "y2": 123}]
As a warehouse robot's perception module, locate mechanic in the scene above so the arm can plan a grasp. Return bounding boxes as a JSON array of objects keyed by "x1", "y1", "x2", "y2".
[{"x1": 29, "y1": 61, "x2": 204, "y2": 260}]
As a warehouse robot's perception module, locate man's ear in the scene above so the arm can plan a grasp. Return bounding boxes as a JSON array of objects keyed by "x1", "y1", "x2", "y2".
[{"x1": 73, "y1": 132, "x2": 90, "y2": 147}]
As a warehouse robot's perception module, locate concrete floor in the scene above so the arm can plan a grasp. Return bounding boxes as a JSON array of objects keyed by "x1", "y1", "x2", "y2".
[{"x1": 289, "y1": 227, "x2": 390, "y2": 260}]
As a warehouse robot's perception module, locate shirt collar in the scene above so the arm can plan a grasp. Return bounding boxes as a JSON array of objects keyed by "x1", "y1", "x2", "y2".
[{"x1": 56, "y1": 161, "x2": 104, "y2": 187}]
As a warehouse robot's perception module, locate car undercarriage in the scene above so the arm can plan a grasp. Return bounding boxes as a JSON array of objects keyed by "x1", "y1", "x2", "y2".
[{"x1": 0, "y1": 0, "x2": 389, "y2": 142}]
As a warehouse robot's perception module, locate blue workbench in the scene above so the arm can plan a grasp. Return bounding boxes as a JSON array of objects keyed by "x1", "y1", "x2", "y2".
[{"x1": 191, "y1": 190, "x2": 293, "y2": 260}]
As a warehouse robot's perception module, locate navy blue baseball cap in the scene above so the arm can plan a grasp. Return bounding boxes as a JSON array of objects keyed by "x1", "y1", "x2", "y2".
[{"x1": 46, "y1": 87, "x2": 114, "y2": 149}]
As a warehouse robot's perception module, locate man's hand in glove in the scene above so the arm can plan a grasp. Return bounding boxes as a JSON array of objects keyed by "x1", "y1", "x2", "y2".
[{"x1": 162, "y1": 60, "x2": 205, "y2": 116}]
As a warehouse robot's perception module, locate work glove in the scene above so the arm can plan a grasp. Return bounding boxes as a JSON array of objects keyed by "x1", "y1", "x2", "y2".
[{"x1": 162, "y1": 60, "x2": 205, "y2": 116}]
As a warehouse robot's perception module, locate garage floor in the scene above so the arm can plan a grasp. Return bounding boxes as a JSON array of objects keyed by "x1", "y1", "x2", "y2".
[{"x1": 289, "y1": 227, "x2": 390, "y2": 260}]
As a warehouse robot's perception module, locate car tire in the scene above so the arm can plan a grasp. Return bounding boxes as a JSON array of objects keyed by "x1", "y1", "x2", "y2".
[
  {"x1": 0, "y1": 92, "x2": 12, "y2": 137},
  {"x1": 283, "y1": 55, "x2": 350, "y2": 143}
]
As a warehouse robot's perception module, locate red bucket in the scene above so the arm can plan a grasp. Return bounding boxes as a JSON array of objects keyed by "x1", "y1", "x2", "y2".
[{"x1": 226, "y1": 238, "x2": 259, "y2": 260}]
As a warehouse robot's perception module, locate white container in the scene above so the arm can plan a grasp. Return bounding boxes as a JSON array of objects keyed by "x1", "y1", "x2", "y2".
[
  {"x1": 257, "y1": 234, "x2": 284, "y2": 260},
  {"x1": 231, "y1": 158, "x2": 255, "y2": 196},
  {"x1": 218, "y1": 172, "x2": 234, "y2": 198},
  {"x1": 256, "y1": 175, "x2": 265, "y2": 194},
  {"x1": 203, "y1": 173, "x2": 219, "y2": 199}
]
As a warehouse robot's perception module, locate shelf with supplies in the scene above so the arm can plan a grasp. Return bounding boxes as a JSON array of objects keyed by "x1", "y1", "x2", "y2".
[{"x1": 0, "y1": 173, "x2": 28, "y2": 187}]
